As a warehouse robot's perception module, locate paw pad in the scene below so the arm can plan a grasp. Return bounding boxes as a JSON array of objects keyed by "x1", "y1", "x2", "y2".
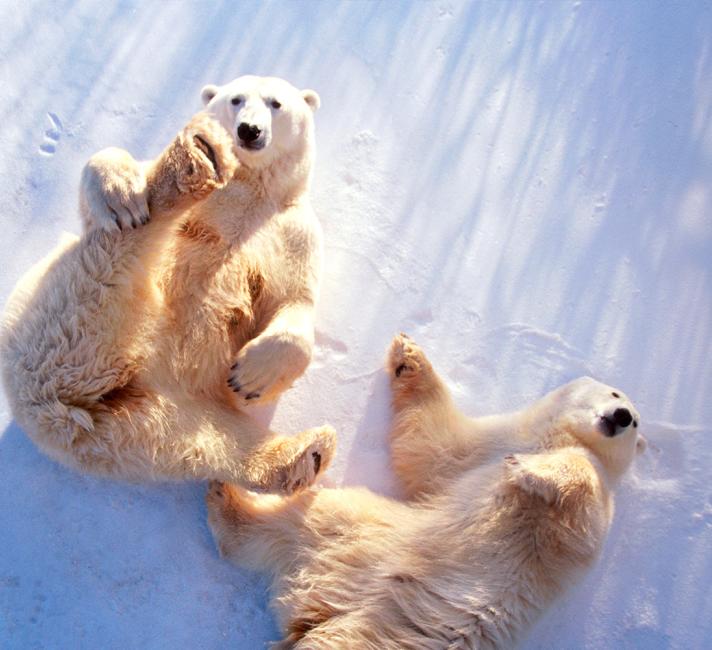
[
  {"x1": 389, "y1": 333, "x2": 426, "y2": 380},
  {"x1": 193, "y1": 134, "x2": 219, "y2": 173},
  {"x1": 312, "y1": 451, "x2": 322, "y2": 474},
  {"x1": 175, "y1": 114, "x2": 238, "y2": 195}
]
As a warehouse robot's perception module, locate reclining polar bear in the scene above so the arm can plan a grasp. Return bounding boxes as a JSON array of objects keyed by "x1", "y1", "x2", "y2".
[
  {"x1": 207, "y1": 334, "x2": 644, "y2": 648},
  {"x1": 0, "y1": 76, "x2": 335, "y2": 492}
]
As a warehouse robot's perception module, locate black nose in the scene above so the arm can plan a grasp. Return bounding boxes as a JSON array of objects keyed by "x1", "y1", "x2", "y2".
[
  {"x1": 613, "y1": 407, "x2": 632, "y2": 428},
  {"x1": 237, "y1": 122, "x2": 261, "y2": 142}
]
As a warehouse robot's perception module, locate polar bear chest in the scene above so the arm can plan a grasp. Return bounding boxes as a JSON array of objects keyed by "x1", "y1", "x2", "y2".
[{"x1": 156, "y1": 210, "x2": 312, "y2": 354}]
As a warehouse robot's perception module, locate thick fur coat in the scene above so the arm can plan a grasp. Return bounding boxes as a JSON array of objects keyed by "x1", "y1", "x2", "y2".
[
  {"x1": 207, "y1": 334, "x2": 644, "y2": 648},
  {"x1": 1, "y1": 76, "x2": 335, "y2": 491}
]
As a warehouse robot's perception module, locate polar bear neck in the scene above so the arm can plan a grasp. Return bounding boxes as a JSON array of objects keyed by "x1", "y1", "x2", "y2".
[
  {"x1": 234, "y1": 126, "x2": 315, "y2": 205},
  {"x1": 532, "y1": 417, "x2": 629, "y2": 486},
  {"x1": 248, "y1": 146, "x2": 313, "y2": 204},
  {"x1": 187, "y1": 137, "x2": 315, "y2": 243},
  {"x1": 503, "y1": 409, "x2": 628, "y2": 487}
]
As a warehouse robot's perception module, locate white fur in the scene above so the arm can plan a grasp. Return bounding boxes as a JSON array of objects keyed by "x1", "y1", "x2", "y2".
[
  {"x1": 0, "y1": 78, "x2": 335, "y2": 491},
  {"x1": 207, "y1": 334, "x2": 643, "y2": 648},
  {"x1": 202, "y1": 76, "x2": 319, "y2": 175}
]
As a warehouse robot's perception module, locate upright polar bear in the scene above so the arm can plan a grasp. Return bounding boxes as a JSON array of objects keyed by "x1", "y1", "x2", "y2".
[
  {"x1": 0, "y1": 76, "x2": 336, "y2": 491},
  {"x1": 207, "y1": 335, "x2": 644, "y2": 649}
]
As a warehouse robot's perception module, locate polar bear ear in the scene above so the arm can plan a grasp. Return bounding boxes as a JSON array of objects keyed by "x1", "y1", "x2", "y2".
[
  {"x1": 201, "y1": 84, "x2": 220, "y2": 106},
  {"x1": 302, "y1": 89, "x2": 320, "y2": 112}
]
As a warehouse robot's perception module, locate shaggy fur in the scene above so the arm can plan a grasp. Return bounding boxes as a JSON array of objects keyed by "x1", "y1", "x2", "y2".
[
  {"x1": 207, "y1": 334, "x2": 644, "y2": 648},
  {"x1": 0, "y1": 76, "x2": 336, "y2": 491}
]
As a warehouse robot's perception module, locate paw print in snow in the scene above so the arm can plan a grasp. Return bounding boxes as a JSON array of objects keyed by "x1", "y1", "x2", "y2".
[{"x1": 39, "y1": 113, "x2": 63, "y2": 155}]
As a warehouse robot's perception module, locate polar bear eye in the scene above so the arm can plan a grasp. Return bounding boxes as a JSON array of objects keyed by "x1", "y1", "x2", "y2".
[
  {"x1": 611, "y1": 392, "x2": 620, "y2": 398},
  {"x1": 231, "y1": 96, "x2": 244, "y2": 106},
  {"x1": 270, "y1": 100, "x2": 281, "y2": 109}
]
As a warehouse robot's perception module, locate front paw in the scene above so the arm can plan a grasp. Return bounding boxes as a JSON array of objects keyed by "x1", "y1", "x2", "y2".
[
  {"x1": 79, "y1": 147, "x2": 149, "y2": 233},
  {"x1": 172, "y1": 113, "x2": 238, "y2": 197},
  {"x1": 227, "y1": 334, "x2": 311, "y2": 406}
]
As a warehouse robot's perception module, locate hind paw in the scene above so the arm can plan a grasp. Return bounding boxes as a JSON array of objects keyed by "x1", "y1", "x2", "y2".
[
  {"x1": 273, "y1": 425, "x2": 336, "y2": 495},
  {"x1": 388, "y1": 333, "x2": 430, "y2": 380}
]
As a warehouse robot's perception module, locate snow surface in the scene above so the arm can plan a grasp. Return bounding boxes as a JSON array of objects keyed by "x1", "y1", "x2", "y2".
[{"x1": 1, "y1": 0, "x2": 711, "y2": 647}]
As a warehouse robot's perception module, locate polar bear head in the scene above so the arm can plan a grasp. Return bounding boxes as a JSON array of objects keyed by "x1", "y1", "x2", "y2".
[
  {"x1": 200, "y1": 75, "x2": 319, "y2": 170},
  {"x1": 543, "y1": 376, "x2": 643, "y2": 479}
]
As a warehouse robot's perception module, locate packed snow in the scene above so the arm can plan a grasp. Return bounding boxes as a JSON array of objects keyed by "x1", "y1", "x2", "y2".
[{"x1": 1, "y1": 1, "x2": 711, "y2": 647}]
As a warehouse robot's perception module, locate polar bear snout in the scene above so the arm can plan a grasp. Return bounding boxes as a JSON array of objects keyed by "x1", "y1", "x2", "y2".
[
  {"x1": 612, "y1": 407, "x2": 632, "y2": 428},
  {"x1": 600, "y1": 407, "x2": 633, "y2": 437},
  {"x1": 237, "y1": 122, "x2": 265, "y2": 149}
]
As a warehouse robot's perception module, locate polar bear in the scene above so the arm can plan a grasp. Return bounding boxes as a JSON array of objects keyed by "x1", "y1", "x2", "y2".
[
  {"x1": 0, "y1": 76, "x2": 335, "y2": 492},
  {"x1": 206, "y1": 334, "x2": 644, "y2": 649}
]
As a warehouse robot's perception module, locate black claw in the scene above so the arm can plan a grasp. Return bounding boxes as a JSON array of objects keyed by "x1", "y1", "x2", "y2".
[
  {"x1": 395, "y1": 363, "x2": 407, "y2": 377},
  {"x1": 245, "y1": 391, "x2": 260, "y2": 400}
]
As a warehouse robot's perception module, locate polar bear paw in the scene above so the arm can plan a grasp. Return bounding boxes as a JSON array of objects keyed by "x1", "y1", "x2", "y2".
[
  {"x1": 504, "y1": 454, "x2": 560, "y2": 503},
  {"x1": 227, "y1": 333, "x2": 311, "y2": 406},
  {"x1": 79, "y1": 147, "x2": 149, "y2": 233},
  {"x1": 205, "y1": 480, "x2": 249, "y2": 558},
  {"x1": 267, "y1": 425, "x2": 336, "y2": 495},
  {"x1": 388, "y1": 333, "x2": 430, "y2": 380},
  {"x1": 504, "y1": 452, "x2": 597, "y2": 506},
  {"x1": 169, "y1": 113, "x2": 239, "y2": 198}
]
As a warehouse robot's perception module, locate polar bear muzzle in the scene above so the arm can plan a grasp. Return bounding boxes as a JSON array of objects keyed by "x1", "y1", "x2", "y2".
[
  {"x1": 237, "y1": 122, "x2": 265, "y2": 150},
  {"x1": 600, "y1": 407, "x2": 633, "y2": 437}
]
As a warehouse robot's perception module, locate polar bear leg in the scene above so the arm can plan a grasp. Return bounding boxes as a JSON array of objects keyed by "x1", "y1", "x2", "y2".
[
  {"x1": 386, "y1": 334, "x2": 477, "y2": 498},
  {"x1": 228, "y1": 302, "x2": 315, "y2": 406},
  {"x1": 205, "y1": 480, "x2": 307, "y2": 573},
  {"x1": 206, "y1": 481, "x2": 395, "y2": 575},
  {"x1": 55, "y1": 387, "x2": 334, "y2": 489},
  {"x1": 241, "y1": 424, "x2": 337, "y2": 493},
  {"x1": 79, "y1": 113, "x2": 237, "y2": 233},
  {"x1": 7, "y1": 114, "x2": 236, "y2": 404},
  {"x1": 1, "y1": 115, "x2": 238, "y2": 465},
  {"x1": 206, "y1": 481, "x2": 410, "y2": 647},
  {"x1": 79, "y1": 147, "x2": 150, "y2": 233},
  {"x1": 59, "y1": 389, "x2": 264, "y2": 481},
  {"x1": 503, "y1": 450, "x2": 605, "y2": 506}
]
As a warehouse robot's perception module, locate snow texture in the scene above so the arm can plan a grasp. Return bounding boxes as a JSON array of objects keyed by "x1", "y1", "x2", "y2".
[{"x1": 1, "y1": 0, "x2": 711, "y2": 647}]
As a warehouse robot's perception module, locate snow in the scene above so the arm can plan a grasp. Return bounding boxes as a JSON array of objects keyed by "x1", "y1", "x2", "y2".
[{"x1": 1, "y1": 0, "x2": 711, "y2": 647}]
